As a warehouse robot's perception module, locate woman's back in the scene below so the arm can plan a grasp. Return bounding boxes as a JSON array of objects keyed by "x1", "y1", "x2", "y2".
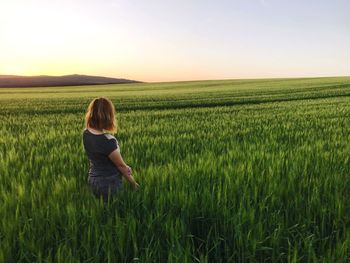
[
  {"x1": 83, "y1": 127, "x2": 123, "y2": 201},
  {"x1": 82, "y1": 128, "x2": 122, "y2": 178}
]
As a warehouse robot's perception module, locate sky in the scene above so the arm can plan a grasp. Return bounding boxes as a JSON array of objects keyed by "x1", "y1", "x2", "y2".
[{"x1": 0, "y1": 0, "x2": 349, "y2": 82}]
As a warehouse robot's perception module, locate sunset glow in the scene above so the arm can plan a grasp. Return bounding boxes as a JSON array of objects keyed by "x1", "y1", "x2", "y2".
[{"x1": 1, "y1": 0, "x2": 349, "y2": 82}]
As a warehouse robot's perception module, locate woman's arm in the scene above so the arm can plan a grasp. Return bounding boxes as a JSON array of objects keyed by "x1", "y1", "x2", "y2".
[{"x1": 108, "y1": 149, "x2": 139, "y2": 190}]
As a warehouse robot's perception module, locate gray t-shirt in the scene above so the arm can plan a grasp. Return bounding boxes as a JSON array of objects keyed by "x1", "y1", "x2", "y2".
[{"x1": 82, "y1": 128, "x2": 122, "y2": 178}]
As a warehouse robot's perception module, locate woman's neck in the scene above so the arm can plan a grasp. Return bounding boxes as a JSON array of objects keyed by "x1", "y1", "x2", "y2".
[{"x1": 87, "y1": 127, "x2": 104, "y2": 135}]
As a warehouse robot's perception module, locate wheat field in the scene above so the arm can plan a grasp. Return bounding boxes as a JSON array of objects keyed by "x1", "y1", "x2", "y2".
[{"x1": 0, "y1": 77, "x2": 349, "y2": 262}]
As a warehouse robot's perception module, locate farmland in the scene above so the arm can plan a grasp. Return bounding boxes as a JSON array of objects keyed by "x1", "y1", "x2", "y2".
[{"x1": 0, "y1": 77, "x2": 350, "y2": 262}]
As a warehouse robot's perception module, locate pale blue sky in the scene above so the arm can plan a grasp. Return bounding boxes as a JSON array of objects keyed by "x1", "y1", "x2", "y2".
[{"x1": 0, "y1": 0, "x2": 349, "y2": 81}]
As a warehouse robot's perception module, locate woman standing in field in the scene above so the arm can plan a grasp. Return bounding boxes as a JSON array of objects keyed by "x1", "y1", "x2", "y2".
[{"x1": 83, "y1": 97, "x2": 139, "y2": 201}]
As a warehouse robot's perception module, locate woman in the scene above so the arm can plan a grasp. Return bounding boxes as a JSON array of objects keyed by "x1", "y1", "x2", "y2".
[{"x1": 83, "y1": 97, "x2": 139, "y2": 201}]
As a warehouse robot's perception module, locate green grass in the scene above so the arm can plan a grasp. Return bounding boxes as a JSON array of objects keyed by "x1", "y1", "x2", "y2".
[{"x1": 0, "y1": 77, "x2": 350, "y2": 262}]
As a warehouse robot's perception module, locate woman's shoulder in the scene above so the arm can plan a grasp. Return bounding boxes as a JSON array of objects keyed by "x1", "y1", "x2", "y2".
[
  {"x1": 82, "y1": 128, "x2": 89, "y2": 138},
  {"x1": 103, "y1": 133, "x2": 116, "y2": 141},
  {"x1": 103, "y1": 133, "x2": 119, "y2": 152},
  {"x1": 83, "y1": 128, "x2": 118, "y2": 144}
]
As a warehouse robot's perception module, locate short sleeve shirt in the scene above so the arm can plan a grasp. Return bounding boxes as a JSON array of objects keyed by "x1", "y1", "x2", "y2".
[{"x1": 82, "y1": 128, "x2": 122, "y2": 177}]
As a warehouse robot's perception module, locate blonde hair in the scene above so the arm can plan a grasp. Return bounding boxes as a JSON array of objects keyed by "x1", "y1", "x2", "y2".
[{"x1": 85, "y1": 97, "x2": 117, "y2": 133}]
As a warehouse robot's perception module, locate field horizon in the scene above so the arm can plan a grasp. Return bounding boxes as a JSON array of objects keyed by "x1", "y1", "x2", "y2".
[{"x1": 1, "y1": 75, "x2": 350, "y2": 88}]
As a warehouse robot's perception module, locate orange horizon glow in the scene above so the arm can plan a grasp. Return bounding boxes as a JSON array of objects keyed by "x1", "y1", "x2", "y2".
[{"x1": 1, "y1": 0, "x2": 349, "y2": 82}]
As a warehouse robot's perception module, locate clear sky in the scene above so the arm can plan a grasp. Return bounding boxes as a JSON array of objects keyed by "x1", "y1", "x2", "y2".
[{"x1": 0, "y1": 0, "x2": 349, "y2": 82}]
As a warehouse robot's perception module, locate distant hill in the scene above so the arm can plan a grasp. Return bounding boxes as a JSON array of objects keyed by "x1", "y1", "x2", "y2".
[{"x1": 0, "y1": 74, "x2": 141, "y2": 87}]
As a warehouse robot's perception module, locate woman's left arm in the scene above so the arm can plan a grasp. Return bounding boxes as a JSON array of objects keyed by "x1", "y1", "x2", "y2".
[{"x1": 108, "y1": 150, "x2": 139, "y2": 190}]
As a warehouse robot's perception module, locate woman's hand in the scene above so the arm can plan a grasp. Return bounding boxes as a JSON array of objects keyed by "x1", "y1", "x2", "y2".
[
  {"x1": 127, "y1": 167, "x2": 140, "y2": 190},
  {"x1": 132, "y1": 181, "x2": 140, "y2": 191}
]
